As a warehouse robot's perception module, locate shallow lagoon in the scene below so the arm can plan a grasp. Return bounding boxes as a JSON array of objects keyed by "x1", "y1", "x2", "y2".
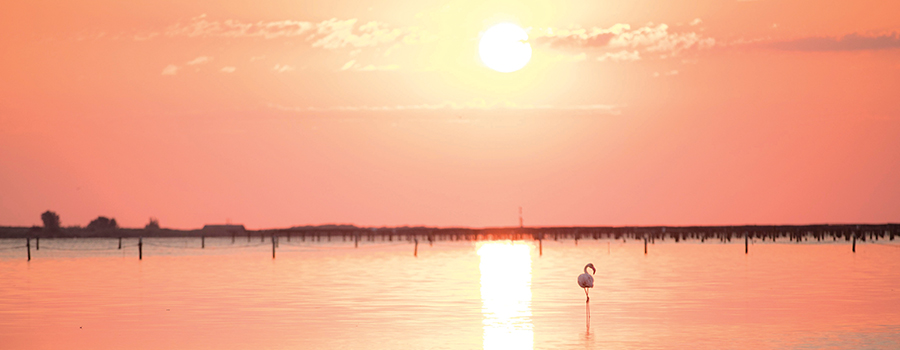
[{"x1": 1, "y1": 238, "x2": 899, "y2": 349}]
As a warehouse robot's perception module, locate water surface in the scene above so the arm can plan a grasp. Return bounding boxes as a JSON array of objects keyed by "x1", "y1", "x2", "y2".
[{"x1": 1, "y1": 238, "x2": 899, "y2": 349}]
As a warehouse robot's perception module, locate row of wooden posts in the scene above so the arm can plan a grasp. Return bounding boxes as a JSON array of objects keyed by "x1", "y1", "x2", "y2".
[{"x1": 17, "y1": 225, "x2": 894, "y2": 261}]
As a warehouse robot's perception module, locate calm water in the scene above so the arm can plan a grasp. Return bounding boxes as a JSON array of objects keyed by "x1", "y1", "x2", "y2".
[{"x1": 1, "y1": 237, "x2": 899, "y2": 349}]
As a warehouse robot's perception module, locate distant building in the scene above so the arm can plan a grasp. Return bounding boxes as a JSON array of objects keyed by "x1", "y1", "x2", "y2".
[{"x1": 202, "y1": 224, "x2": 246, "y2": 236}]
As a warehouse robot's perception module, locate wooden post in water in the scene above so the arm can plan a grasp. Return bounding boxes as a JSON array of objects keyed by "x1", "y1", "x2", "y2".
[
  {"x1": 354, "y1": 232, "x2": 359, "y2": 248},
  {"x1": 644, "y1": 236, "x2": 647, "y2": 255},
  {"x1": 118, "y1": 237, "x2": 122, "y2": 249},
  {"x1": 202, "y1": 236, "x2": 205, "y2": 249},
  {"x1": 414, "y1": 238, "x2": 418, "y2": 257},
  {"x1": 232, "y1": 232, "x2": 235, "y2": 243},
  {"x1": 36, "y1": 237, "x2": 39, "y2": 250},
  {"x1": 139, "y1": 237, "x2": 143, "y2": 260},
  {"x1": 852, "y1": 233, "x2": 856, "y2": 253},
  {"x1": 745, "y1": 231, "x2": 748, "y2": 254},
  {"x1": 26, "y1": 237, "x2": 31, "y2": 261},
  {"x1": 539, "y1": 238, "x2": 543, "y2": 256},
  {"x1": 272, "y1": 235, "x2": 276, "y2": 259}
]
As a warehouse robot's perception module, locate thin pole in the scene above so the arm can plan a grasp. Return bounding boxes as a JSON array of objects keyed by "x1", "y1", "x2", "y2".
[
  {"x1": 272, "y1": 235, "x2": 276, "y2": 259},
  {"x1": 27, "y1": 237, "x2": 31, "y2": 261},
  {"x1": 644, "y1": 237, "x2": 647, "y2": 254},
  {"x1": 414, "y1": 238, "x2": 418, "y2": 257},
  {"x1": 539, "y1": 239, "x2": 543, "y2": 256},
  {"x1": 745, "y1": 231, "x2": 748, "y2": 254},
  {"x1": 139, "y1": 237, "x2": 143, "y2": 260},
  {"x1": 355, "y1": 232, "x2": 359, "y2": 248},
  {"x1": 202, "y1": 236, "x2": 205, "y2": 249},
  {"x1": 36, "y1": 237, "x2": 39, "y2": 251},
  {"x1": 118, "y1": 237, "x2": 122, "y2": 249},
  {"x1": 852, "y1": 233, "x2": 856, "y2": 253}
]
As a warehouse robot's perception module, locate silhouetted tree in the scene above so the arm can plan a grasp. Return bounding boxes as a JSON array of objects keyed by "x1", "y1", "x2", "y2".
[
  {"x1": 87, "y1": 216, "x2": 118, "y2": 231},
  {"x1": 41, "y1": 211, "x2": 61, "y2": 232},
  {"x1": 145, "y1": 217, "x2": 160, "y2": 230}
]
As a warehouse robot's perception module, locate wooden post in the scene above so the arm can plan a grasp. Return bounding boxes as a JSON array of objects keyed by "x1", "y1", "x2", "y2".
[
  {"x1": 354, "y1": 232, "x2": 359, "y2": 248},
  {"x1": 745, "y1": 231, "x2": 748, "y2": 254},
  {"x1": 287, "y1": 232, "x2": 291, "y2": 242},
  {"x1": 644, "y1": 236, "x2": 647, "y2": 255},
  {"x1": 139, "y1": 237, "x2": 143, "y2": 260},
  {"x1": 36, "y1": 237, "x2": 39, "y2": 250},
  {"x1": 414, "y1": 238, "x2": 418, "y2": 257},
  {"x1": 26, "y1": 237, "x2": 31, "y2": 261},
  {"x1": 202, "y1": 236, "x2": 205, "y2": 249},
  {"x1": 232, "y1": 232, "x2": 235, "y2": 243},
  {"x1": 272, "y1": 235, "x2": 276, "y2": 259},
  {"x1": 539, "y1": 239, "x2": 543, "y2": 256},
  {"x1": 852, "y1": 233, "x2": 856, "y2": 253},
  {"x1": 118, "y1": 237, "x2": 122, "y2": 249}
]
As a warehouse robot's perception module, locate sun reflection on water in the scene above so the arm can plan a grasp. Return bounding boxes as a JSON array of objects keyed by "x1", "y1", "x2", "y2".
[{"x1": 478, "y1": 242, "x2": 533, "y2": 350}]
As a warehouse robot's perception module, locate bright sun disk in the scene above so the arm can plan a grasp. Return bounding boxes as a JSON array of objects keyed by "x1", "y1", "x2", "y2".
[{"x1": 479, "y1": 23, "x2": 532, "y2": 73}]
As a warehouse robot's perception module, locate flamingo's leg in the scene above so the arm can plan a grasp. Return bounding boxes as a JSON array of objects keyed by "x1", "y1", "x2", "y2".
[{"x1": 584, "y1": 288, "x2": 590, "y2": 302}]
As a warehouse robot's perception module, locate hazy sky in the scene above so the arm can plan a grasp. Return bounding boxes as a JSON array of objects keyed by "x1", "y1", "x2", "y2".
[{"x1": 2, "y1": 0, "x2": 899, "y2": 229}]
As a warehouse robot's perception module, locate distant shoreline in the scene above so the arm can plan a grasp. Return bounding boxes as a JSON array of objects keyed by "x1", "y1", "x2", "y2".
[{"x1": 1, "y1": 224, "x2": 897, "y2": 240}]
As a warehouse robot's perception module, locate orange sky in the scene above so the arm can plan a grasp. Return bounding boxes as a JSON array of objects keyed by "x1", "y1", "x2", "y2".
[{"x1": 1, "y1": 0, "x2": 899, "y2": 229}]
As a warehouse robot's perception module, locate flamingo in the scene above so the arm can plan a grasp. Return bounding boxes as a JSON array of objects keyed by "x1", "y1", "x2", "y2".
[{"x1": 577, "y1": 263, "x2": 596, "y2": 302}]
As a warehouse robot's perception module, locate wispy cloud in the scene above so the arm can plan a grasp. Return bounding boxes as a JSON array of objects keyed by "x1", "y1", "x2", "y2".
[
  {"x1": 164, "y1": 14, "x2": 313, "y2": 39},
  {"x1": 314, "y1": 19, "x2": 399, "y2": 49},
  {"x1": 157, "y1": 15, "x2": 436, "y2": 52},
  {"x1": 340, "y1": 60, "x2": 400, "y2": 71},
  {"x1": 273, "y1": 64, "x2": 295, "y2": 73},
  {"x1": 532, "y1": 22, "x2": 714, "y2": 57},
  {"x1": 597, "y1": 50, "x2": 641, "y2": 62},
  {"x1": 161, "y1": 64, "x2": 179, "y2": 75},
  {"x1": 186, "y1": 56, "x2": 211, "y2": 65},
  {"x1": 652, "y1": 70, "x2": 679, "y2": 78},
  {"x1": 770, "y1": 33, "x2": 900, "y2": 51},
  {"x1": 221, "y1": 66, "x2": 236, "y2": 73}
]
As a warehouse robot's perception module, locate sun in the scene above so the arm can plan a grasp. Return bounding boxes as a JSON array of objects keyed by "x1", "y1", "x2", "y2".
[{"x1": 479, "y1": 23, "x2": 532, "y2": 73}]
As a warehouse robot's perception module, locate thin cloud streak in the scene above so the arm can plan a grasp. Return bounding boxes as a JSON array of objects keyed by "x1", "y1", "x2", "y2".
[
  {"x1": 269, "y1": 102, "x2": 621, "y2": 114},
  {"x1": 770, "y1": 32, "x2": 900, "y2": 51},
  {"x1": 155, "y1": 15, "x2": 437, "y2": 51},
  {"x1": 532, "y1": 23, "x2": 714, "y2": 57}
]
